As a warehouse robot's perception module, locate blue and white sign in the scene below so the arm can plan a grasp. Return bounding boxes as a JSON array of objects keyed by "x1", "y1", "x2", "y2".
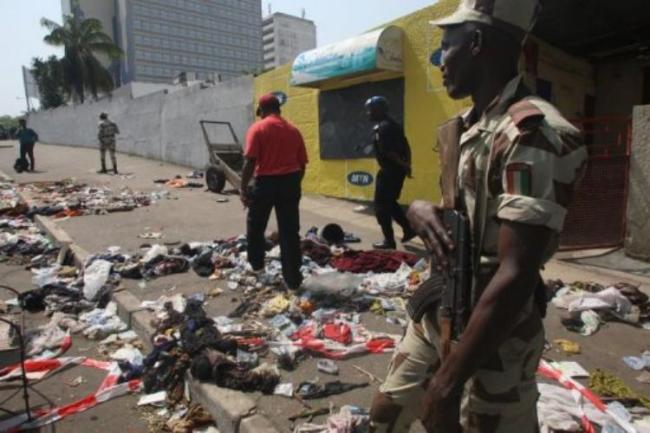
[
  {"x1": 347, "y1": 171, "x2": 374, "y2": 187},
  {"x1": 291, "y1": 26, "x2": 403, "y2": 87}
]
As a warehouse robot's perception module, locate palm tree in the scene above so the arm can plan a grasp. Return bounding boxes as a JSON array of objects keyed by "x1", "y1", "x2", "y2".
[{"x1": 41, "y1": 16, "x2": 123, "y2": 103}]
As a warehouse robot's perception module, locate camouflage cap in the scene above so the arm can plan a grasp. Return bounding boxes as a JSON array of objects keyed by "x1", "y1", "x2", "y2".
[{"x1": 431, "y1": 0, "x2": 541, "y2": 36}]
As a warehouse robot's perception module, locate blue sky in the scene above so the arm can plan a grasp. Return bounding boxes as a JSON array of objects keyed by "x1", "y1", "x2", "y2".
[{"x1": 1, "y1": 1, "x2": 436, "y2": 116}]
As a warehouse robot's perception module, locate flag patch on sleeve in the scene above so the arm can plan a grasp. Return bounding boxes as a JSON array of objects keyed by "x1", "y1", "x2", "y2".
[{"x1": 505, "y1": 162, "x2": 532, "y2": 196}]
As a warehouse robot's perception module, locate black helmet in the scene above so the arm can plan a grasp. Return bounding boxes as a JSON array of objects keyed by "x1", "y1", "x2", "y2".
[{"x1": 364, "y1": 96, "x2": 389, "y2": 112}]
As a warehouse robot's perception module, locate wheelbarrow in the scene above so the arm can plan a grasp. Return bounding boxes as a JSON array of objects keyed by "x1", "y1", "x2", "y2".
[{"x1": 199, "y1": 120, "x2": 243, "y2": 194}]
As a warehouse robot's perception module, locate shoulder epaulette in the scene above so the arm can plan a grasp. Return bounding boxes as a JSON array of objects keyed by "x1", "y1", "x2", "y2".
[{"x1": 507, "y1": 99, "x2": 545, "y2": 128}]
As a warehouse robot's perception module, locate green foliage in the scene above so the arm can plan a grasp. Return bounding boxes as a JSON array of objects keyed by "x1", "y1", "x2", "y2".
[
  {"x1": 41, "y1": 15, "x2": 123, "y2": 104},
  {"x1": 0, "y1": 115, "x2": 20, "y2": 130},
  {"x1": 31, "y1": 56, "x2": 66, "y2": 109}
]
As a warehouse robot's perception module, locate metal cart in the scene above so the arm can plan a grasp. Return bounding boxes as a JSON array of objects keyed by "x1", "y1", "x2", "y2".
[{"x1": 199, "y1": 120, "x2": 243, "y2": 194}]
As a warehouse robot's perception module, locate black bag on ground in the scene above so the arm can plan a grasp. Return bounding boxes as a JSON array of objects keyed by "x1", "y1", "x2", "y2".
[{"x1": 14, "y1": 158, "x2": 28, "y2": 173}]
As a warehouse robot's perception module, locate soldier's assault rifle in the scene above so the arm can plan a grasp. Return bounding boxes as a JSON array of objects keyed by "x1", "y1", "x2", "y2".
[
  {"x1": 406, "y1": 209, "x2": 472, "y2": 359},
  {"x1": 437, "y1": 209, "x2": 472, "y2": 359}
]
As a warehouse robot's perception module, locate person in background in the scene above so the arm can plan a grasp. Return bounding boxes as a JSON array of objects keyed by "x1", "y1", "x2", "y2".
[
  {"x1": 240, "y1": 94, "x2": 308, "y2": 291},
  {"x1": 365, "y1": 96, "x2": 416, "y2": 250},
  {"x1": 16, "y1": 119, "x2": 38, "y2": 172},
  {"x1": 98, "y1": 112, "x2": 120, "y2": 174}
]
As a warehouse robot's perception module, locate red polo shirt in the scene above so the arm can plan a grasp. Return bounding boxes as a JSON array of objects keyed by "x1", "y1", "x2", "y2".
[{"x1": 244, "y1": 114, "x2": 308, "y2": 176}]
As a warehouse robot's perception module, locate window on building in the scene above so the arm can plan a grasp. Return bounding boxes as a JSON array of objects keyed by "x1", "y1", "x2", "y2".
[{"x1": 319, "y1": 78, "x2": 405, "y2": 160}]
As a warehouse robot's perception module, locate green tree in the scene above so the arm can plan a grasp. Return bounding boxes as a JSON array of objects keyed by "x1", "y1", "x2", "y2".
[
  {"x1": 31, "y1": 56, "x2": 66, "y2": 109},
  {"x1": 0, "y1": 115, "x2": 19, "y2": 130},
  {"x1": 40, "y1": 16, "x2": 123, "y2": 104}
]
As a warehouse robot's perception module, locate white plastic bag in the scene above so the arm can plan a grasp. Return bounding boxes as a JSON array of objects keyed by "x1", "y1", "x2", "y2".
[
  {"x1": 83, "y1": 260, "x2": 112, "y2": 301},
  {"x1": 143, "y1": 244, "x2": 168, "y2": 263},
  {"x1": 32, "y1": 265, "x2": 61, "y2": 288}
]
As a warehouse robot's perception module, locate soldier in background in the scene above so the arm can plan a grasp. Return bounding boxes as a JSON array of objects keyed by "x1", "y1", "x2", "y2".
[
  {"x1": 369, "y1": 0, "x2": 587, "y2": 432},
  {"x1": 98, "y1": 112, "x2": 119, "y2": 174}
]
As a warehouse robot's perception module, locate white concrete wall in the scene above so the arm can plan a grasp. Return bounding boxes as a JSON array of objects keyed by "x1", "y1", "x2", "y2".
[
  {"x1": 625, "y1": 104, "x2": 650, "y2": 260},
  {"x1": 27, "y1": 76, "x2": 254, "y2": 169}
]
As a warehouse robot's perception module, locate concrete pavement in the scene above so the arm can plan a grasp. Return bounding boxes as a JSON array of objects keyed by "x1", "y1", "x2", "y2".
[{"x1": 1, "y1": 141, "x2": 649, "y2": 433}]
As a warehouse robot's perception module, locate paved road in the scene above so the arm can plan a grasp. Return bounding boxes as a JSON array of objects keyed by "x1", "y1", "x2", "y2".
[
  {"x1": 0, "y1": 264, "x2": 148, "y2": 433},
  {"x1": 1, "y1": 142, "x2": 649, "y2": 432}
]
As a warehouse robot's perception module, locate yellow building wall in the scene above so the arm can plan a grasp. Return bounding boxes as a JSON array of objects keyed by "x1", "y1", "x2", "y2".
[
  {"x1": 254, "y1": 0, "x2": 466, "y2": 205},
  {"x1": 253, "y1": 0, "x2": 592, "y2": 205}
]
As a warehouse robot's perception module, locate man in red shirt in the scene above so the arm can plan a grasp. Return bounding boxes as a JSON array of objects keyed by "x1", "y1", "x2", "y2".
[{"x1": 240, "y1": 94, "x2": 308, "y2": 290}]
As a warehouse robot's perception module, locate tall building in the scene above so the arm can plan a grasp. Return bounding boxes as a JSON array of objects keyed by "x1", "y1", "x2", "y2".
[
  {"x1": 262, "y1": 12, "x2": 316, "y2": 71},
  {"x1": 61, "y1": 0, "x2": 263, "y2": 85}
]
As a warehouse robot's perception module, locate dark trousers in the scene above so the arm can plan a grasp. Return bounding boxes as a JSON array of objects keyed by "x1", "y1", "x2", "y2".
[
  {"x1": 247, "y1": 172, "x2": 303, "y2": 289},
  {"x1": 374, "y1": 168, "x2": 411, "y2": 242},
  {"x1": 20, "y1": 143, "x2": 35, "y2": 171}
]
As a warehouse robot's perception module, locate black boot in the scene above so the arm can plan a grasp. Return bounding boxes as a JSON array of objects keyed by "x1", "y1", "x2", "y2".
[
  {"x1": 402, "y1": 228, "x2": 417, "y2": 243},
  {"x1": 98, "y1": 162, "x2": 107, "y2": 174},
  {"x1": 113, "y1": 163, "x2": 118, "y2": 175}
]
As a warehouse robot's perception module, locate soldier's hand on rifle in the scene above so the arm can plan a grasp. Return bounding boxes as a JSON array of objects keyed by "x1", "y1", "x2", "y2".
[{"x1": 407, "y1": 200, "x2": 454, "y2": 270}]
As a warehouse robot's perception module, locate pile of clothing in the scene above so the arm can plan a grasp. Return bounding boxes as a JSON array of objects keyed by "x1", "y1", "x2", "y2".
[
  {"x1": 548, "y1": 280, "x2": 650, "y2": 335},
  {"x1": 20, "y1": 179, "x2": 168, "y2": 218},
  {"x1": 0, "y1": 180, "x2": 28, "y2": 216},
  {"x1": 139, "y1": 294, "x2": 281, "y2": 400},
  {"x1": 0, "y1": 217, "x2": 58, "y2": 265},
  {"x1": 0, "y1": 182, "x2": 60, "y2": 265}
]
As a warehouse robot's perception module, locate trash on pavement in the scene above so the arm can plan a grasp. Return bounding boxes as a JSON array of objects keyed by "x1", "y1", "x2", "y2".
[
  {"x1": 83, "y1": 259, "x2": 113, "y2": 301},
  {"x1": 550, "y1": 361, "x2": 590, "y2": 378},
  {"x1": 551, "y1": 280, "x2": 650, "y2": 335},
  {"x1": 621, "y1": 351, "x2": 650, "y2": 371},
  {"x1": 138, "y1": 391, "x2": 168, "y2": 407},
  {"x1": 138, "y1": 232, "x2": 164, "y2": 240},
  {"x1": 553, "y1": 339, "x2": 581, "y2": 355},
  {"x1": 636, "y1": 371, "x2": 650, "y2": 384},
  {"x1": 537, "y1": 383, "x2": 613, "y2": 433},
  {"x1": 590, "y1": 369, "x2": 650, "y2": 409},
  {"x1": 274, "y1": 382, "x2": 294, "y2": 397},
  {"x1": 296, "y1": 381, "x2": 369, "y2": 400},
  {"x1": 111, "y1": 345, "x2": 144, "y2": 366},
  {"x1": 317, "y1": 359, "x2": 339, "y2": 375},
  {"x1": 66, "y1": 376, "x2": 86, "y2": 387}
]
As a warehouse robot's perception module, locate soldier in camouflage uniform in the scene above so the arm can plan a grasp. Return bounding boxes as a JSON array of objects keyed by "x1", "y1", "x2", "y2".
[
  {"x1": 98, "y1": 112, "x2": 119, "y2": 174},
  {"x1": 369, "y1": 1, "x2": 588, "y2": 432}
]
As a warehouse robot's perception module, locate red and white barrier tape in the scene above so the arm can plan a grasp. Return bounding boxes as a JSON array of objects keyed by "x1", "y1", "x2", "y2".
[
  {"x1": 0, "y1": 356, "x2": 141, "y2": 432},
  {"x1": 537, "y1": 359, "x2": 637, "y2": 433}
]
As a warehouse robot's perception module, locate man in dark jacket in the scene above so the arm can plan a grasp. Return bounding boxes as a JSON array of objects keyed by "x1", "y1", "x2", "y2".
[
  {"x1": 15, "y1": 119, "x2": 38, "y2": 172},
  {"x1": 366, "y1": 96, "x2": 416, "y2": 250}
]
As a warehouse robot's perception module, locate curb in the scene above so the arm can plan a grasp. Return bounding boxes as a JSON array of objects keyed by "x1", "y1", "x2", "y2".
[{"x1": 24, "y1": 199, "x2": 281, "y2": 433}]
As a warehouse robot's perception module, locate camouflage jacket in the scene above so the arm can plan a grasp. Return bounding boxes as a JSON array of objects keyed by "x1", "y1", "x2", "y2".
[
  {"x1": 439, "y1": 76, "x2": 587, "y2": 272},
  {"x1": 98, "y1": 120, "x2": 120, "y2": 145}
]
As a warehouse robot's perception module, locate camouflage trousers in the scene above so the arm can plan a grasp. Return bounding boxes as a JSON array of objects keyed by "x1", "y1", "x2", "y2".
[
  {"x1": 369, "y1": 300, "x2": 544, "y2": 433},
  {"x1": 100, "y1": 141, "x2": 117, "y2": 167}
]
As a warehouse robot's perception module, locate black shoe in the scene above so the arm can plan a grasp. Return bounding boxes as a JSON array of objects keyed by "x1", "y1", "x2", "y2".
[
  {"x1": 113, "y1": 168, "x2": 119, "y2": 175},
  {"x1": 373, "y1": 240, "x2": 396, "y2": 250},
  {"x1": 98, "y1": 169, "x2": 107, "y2": 174},
  {"x1": 402, "y1": 229, "x2": 417, "y2": 243}
]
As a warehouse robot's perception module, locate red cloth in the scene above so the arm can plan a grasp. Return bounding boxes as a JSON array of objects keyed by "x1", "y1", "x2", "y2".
[
  {"x1": 244, "y1": 114, "x2": 308, "y2": 176},
  {"x1": 322, "y1": 323, "x2": 352, "y2": 345},
  {"x1": 330, "y1": 250, "x2": 419, "y2": 274}
]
